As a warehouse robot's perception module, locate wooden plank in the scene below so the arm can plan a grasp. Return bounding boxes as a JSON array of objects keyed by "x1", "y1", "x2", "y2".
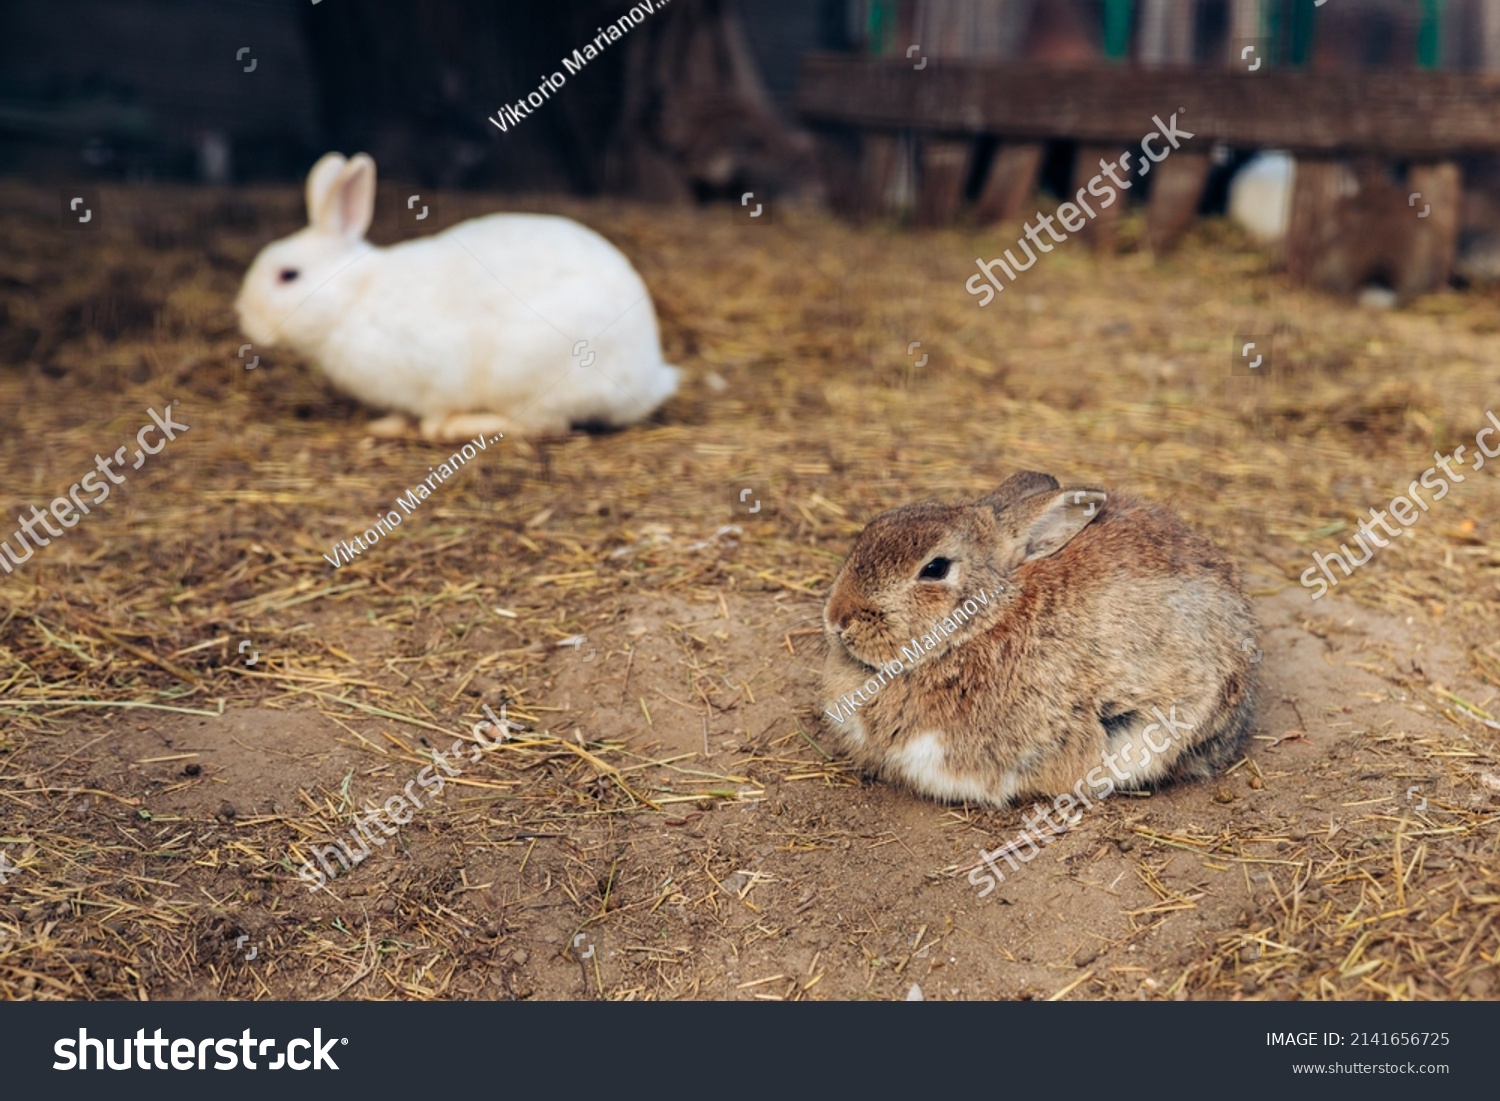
[
  {"x1": 1229, "y1": 0, "x2": 1265, "y2": 46},
  {"x1": 1486, "y1": 0, "x2": 1500, "y2": 68},
  {"x1": 809, "y1": 120, "x2": 897, "y2": 224},
  {"x1": 1146, "y1": 150, "x2": 1211, "y2": 254},
  {"x1": 810, "y1": 124, "x2": 866, "y2": 219},
  {"x1": 912, "y1": 0, "x2": 979, "y2": 227},
  {"x1": 863, "y1": 0, "x2": 916, "y2": 219},
  {"x1": 1139, "y1": 0, "x2": 1196, "y2": 65},
  {"x1": 916, "y1": 137, "x2": 970, "y2": 226},
  {"x1": 1072, "y1": 143, "x2": 1125, "y2": 251},
  {"x1": 796, "y1": 56, "x2": 1500, "y2": 156},
  {"x1": 974, "y1": 141, "x2": 1044, "y2": 224},
  {"x1": 862, "y1": 131, "x2": 903, "y2": 219},
  {"x1": 1284, "y1": 157, "x2": 1344, "y2": 286},
  {"x1": 1405, "y1": 161, "x2": 1462, "y2": 293}
]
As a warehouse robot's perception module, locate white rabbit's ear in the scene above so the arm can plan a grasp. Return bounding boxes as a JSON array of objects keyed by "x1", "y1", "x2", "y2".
[
  {"x1": 305, "y1": 153, "x2": 348, "y2": 225},
  {"x1": 1007, "y1": 489, "x2": 1106, "y2": 565},
  {"x1": 314, "y1": 153, "x2": 376, "y2": 240}
]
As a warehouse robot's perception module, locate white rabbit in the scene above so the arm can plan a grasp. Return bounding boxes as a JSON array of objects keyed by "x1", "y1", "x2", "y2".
[{"x1": 234, "y1": 152, "x2": 680, "y2": 442}]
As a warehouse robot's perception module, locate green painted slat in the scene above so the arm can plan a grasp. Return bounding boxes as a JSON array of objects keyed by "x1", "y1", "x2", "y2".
[
  {"x1": 869, "y1": 0, "x2": 899, "y2": 56},
  {"x1": 1103, "y1": 0, "x2": 1134, "y2": 61},
  {"x1": 1288, "y1": 0, "x2": 1318, "y2": 68},
  {"x1": 1418, "y1": 0, "x2": 1447, "y2": 70}
]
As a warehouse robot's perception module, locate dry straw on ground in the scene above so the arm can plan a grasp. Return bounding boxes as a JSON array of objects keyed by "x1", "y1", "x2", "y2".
[{"x1": 0, "y1": 179, "x2": 1497, "y2": 1001}]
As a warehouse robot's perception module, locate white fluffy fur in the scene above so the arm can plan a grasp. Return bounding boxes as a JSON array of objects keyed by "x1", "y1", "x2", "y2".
[
  {"x1": 235, "y1": 152, "x2": 679, "y2": 438},
  {"x1": 884, "y1": 732, "x2": 1022, "y2": 805}
]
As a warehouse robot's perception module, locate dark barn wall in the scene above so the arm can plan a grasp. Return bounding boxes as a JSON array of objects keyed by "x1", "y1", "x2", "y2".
[
  {"x1": 0, "y1": 0, "x2": 319, "y2": 180},
  {"x1": 0, "y1": 0, "x2": 827, "y2": 195},
  {"x1": 0, "y1": 0, "x2": 633, "y2": 189},
  {"x1": 296, "y1": 0, "x2": 634, "y2": 193},
  {"x1": 297, "y1": 0, "x2": 822, "y2": 197},
  {"x1": 738, "y1": 0, "x2": 850, "y2": 107}
]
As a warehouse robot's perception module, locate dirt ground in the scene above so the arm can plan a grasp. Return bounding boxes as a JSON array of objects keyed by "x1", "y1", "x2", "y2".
[{"x1": 1, "y1": 179, "x2": 1498, "y2": 1001}]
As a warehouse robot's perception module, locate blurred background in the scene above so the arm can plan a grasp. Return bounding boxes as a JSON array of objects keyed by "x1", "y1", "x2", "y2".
[{"x1": 9, "y1": 0, "x2": 1500, "y2": 289}]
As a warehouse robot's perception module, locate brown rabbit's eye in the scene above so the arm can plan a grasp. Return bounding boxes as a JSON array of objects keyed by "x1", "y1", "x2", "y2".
[
  {"x1": 918, "y1": 556, "x2": 951, "y2": 581},
  {"x1": 278, "y1": 268, "x2": 300, "y2": 283}
]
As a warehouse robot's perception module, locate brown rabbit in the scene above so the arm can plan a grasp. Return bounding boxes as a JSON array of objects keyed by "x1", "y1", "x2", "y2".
[{"x1": 820, "y1": 471, "x2": 1257, "y2": 808}]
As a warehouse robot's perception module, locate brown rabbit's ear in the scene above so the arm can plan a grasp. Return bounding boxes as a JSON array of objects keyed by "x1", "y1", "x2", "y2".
[
  {"x1": 982, "y1": 471, "x2": 1060, "y2": 514},
  {"x1": 1004, "y1": 488, "x2": 1107, "y2": 565}
]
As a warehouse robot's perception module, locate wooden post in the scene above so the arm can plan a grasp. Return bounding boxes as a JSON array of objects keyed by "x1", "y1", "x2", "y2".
[
  {"x1": 1412, "y1": 0, "x2": 1460, "y2": 293},
  {"x1": 1138, "y1": 0, "x2": 1168, "y2": 64},
  {"x1": 914, "y1": 0, "x2": 974, "y2": 227},
  {"x1": 975, "y1": 143, "x2": 1046, "y2": 223},
  {"x1": 1073, "y1": 0, "x2": 1129, "y2": 250},
  {"x1": 1284, "y1": 157, "x2": 1343, "y2": 285},
  {"x1": 916, "y1": 137, "x2": 971, "y2": 225},
  {"x1": 810, "y1": 0, "x2": 901, "y2": 228},
  {"x1": 974, "y1": 0, "x2": 1046, "y2": 227},
  {"x1": 853, "y1": 0, "x2": 914, "y2": 220},
  {"x1": 1485, "y1": 0, "x2": 1500, "y2": 67},
  {"x1": 1071, "y1": 141, "x2": 1130, "y2": 251},
  {"x1": 1405, "y1": 161, "x2": 1462, "y2": 294},
  {"x1": 1244, "y1": 0, "x2": 1322, "y2": 280},
  {"x1": 1228, "y1": 0, "x2": 1263, "y2": 49},
  {"x1": 1139, "y1": 0, "x2": 1192, "y2": 66},
  {"x1": 1147, "y1": 152, "x2": 1213, "y2": 254},
  {"x1": 1141, "y1": 0, "x2": 1208, "y2": 255},
  {"x1": 861, "y1": 133, "x2": 903, "y2": 220}
]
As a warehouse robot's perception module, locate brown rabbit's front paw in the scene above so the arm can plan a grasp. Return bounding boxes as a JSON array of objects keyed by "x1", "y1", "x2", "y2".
[{"x1": 883, "y1": 732, "x2": 1023, "y2": 807}]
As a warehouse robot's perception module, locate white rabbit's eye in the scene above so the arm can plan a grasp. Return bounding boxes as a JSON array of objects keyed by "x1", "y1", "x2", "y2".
[
  {"x1": 918, "y1": 556, "x2": 951, "y2": 581},
  {"x1": 278, "y1": 268, "x2": 301, "y2": 283}
]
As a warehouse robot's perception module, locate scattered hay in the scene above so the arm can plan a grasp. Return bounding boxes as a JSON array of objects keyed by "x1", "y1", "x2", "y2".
[{"x1": 0, "y1": 178, "x2": 1497, "y2": 1000}]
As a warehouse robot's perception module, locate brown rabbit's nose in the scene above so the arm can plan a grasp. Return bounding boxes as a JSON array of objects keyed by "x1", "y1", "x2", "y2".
[{"x1": 826, "y1": 593, "x2": 856, "y2": 633}]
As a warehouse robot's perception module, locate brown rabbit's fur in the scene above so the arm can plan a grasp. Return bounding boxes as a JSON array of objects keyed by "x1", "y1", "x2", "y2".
[{"x1": 820, "y1": 472, "x2": 1257, "y2": 809}]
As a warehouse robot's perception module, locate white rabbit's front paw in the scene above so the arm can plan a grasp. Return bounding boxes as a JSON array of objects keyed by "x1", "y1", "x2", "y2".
[
  {"x1": 366, "y1": 414, "x2": 415, "y2": 438},
  {"x1": 420, "y1": 412, "x2": 529, "y2": 443}
]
